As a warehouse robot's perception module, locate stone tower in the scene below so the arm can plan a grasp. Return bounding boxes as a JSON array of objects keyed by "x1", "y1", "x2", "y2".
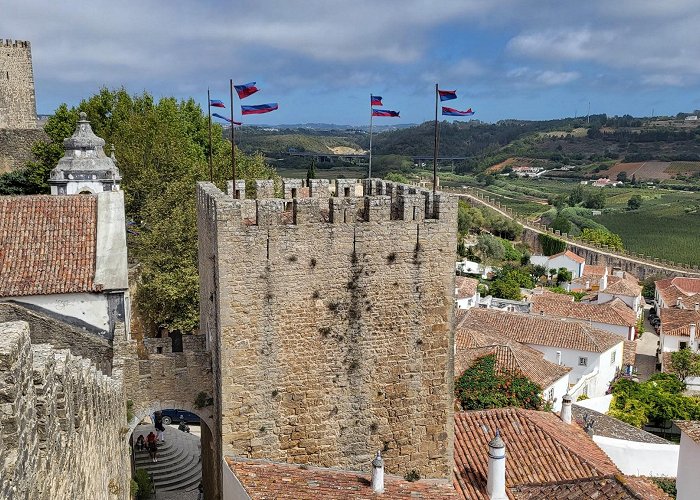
[
  {"x1": 0, "y1": 39, "x2": 37, "y2": 129},
  {"x1": 197, "y1": 178, "x2": 457, "y2": 480},
  {"x1": 49, "y1": 112, "x2": 121, "y2": 195}
]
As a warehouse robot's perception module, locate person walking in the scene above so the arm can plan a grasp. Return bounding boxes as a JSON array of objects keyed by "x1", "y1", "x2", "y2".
[
  {"x1": 147, "y1": 431, "x2": 158, "y2": 462},
  {"x1": 135, "y1": 434, "x2": 146, "y2": 452},
  {"x1": 154, "y1": 411, "x2": 165, "y2": 443}
]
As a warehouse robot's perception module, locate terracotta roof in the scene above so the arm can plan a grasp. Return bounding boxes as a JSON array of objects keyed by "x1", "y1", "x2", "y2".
[
  {"x1": 455, "y1": 276, "x2": 479, "y2": 299},
  {"x1": 549, "y1": 250, "x2": 586, "y2": 263},
  {"x1": 460, "y1": 308, "x2": 622, "y2": 353},
  {"x1": 511, "y1": 476, "x2": 670, "y2": 499},
  {"x1": 623, "y1": 340, "x2": 637, "y2": 367},
  {"x1": 530, "y1": 289, "x2": 575, "y2": 303},
  {"x1": 601, "y1": 279, "x2": 642, "y2": 297},
  {"x1": 656, "y1": 277, "x2": 700, "y2": 294},
  {"x1": 226, "y1": 457, "x2": 457, "y2": 499},
  {"x1": 531, "y1": 296, "x2": 637, "y2": 327},
  {"x1": 455, "y1": 329, "x2": 571, "y2": 389},
  {"x1": 453, "y1": 408, "x2": 618, "y2": 499},
  {"x1": 657, "y1": 284, "x2": 700, "y2": 309},
  {"x1": 0, "y1": 195, "x2": 99, "y2": 297},
  {"x1": 675, "y1": 420, "x2": 700, "y2": 445},
  {"x1": 660, "y1": 308, "x2": 700, "y2": 337},
  {"x1": 583, "y1": 265, "x2": 607, "y2": 277}
]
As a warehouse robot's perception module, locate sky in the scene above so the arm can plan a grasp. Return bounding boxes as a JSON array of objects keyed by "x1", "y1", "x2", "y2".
[{"x1": 3, "y1": 0, "x2": 700, "y2": 125}]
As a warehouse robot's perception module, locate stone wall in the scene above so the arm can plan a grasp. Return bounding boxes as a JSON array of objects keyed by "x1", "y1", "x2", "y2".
[
  {"x1": 0, "y1": 320, "x2": 130, "y2": 499},
  {"x1": 0, "y1": 128, "x2": 46, "y2": 173},
  {"x1": 197, "y1": 178, "x2": 457, "y2": 479},
  {"x1": 0, "y1": 40, "x2": 37, "y2": 129}
]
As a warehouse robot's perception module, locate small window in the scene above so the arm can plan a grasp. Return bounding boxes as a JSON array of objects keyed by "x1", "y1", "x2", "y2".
[
  {"x1": 680, "y1": 342, "x2": 688, "y2": 350},
  {"x1": 578, "y1": 356, "x2": 588, "y2": 367},
  {"x1": 547, "y1": 388, "x2": 554, "y2": 401},
  {"x1": 156, "y1": 346, "x2": 163, "y2": 354},
  {"x1": 610, "y1": 350, "x2": 616, "y2": 365}
]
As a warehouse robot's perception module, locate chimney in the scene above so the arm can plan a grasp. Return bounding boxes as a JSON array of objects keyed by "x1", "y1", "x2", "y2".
[
  {"x1": 371, "y1": 451, "x2": 384, "y2": 494},
  {"x1": 695, "y1": 303, "x2": 699, "y2": 311},
  {"x1": 585, "y1": 280, "x2": 591, "y2": 290},
  {"x1": 600, "y1": 274, "x2": 607, "y2": 290},
  {"x1": 691, "y1": 323, "x2": 697, "y2": 349},
  {"x1": 486, "y1": 430, "x2": 507, "y2": 500},
  {"x1": 556, "y1": 351, "x2": 562, "y2": 365},
  {"x1": 560, "y1": 394, "x2": 573, "y2": 424},
  {"x1": 677, "y1": 298, "x2": 682, "y2": 308}
]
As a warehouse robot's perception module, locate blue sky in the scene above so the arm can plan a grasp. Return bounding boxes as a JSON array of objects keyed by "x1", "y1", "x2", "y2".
[{"x1": 3, "y1": 0, "x2": 700, "y2": 125}]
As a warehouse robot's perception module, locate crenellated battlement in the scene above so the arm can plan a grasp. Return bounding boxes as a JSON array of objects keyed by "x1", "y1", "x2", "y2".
[
  {"x1": 197, "y1": 178, "x2": 457, "y2": 228},
  {"x1": 1, "y1": 39, "x2": 31, "y2": 48}
]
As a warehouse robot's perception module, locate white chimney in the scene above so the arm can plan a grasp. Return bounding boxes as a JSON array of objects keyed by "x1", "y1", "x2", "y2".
[
  {"x1": 600, "y1": 274, "x2": 607, "y2": 290},
  {"x1": 560, "y1": 394, "x2": 573, "y2": 424},
  {"x1": 585, "y1": 280, "x2": 590, "y2": 290},
  {"x1": 371, "y1": 451, "x2": 384, "y2": 494},
  {"x1": 691, "y1": 323, "x2": 697, "y2": 350},
  {"x1": 695, "y1": 303, "x2": 699, "y2": 311},
  {"x1": 487, "y1": 430, "x2": 507, "y2": 500},
  {"x1": 556, "y1": 351, "x2": 562, "y2": 365}
]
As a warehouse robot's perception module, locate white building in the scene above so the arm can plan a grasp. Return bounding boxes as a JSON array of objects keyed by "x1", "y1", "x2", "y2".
[
  {"x1": 530, "y1": 250, "x2": 586, "y2": 278},
  {"x1": 597, "y1": 277, "x2": 643, "y2": 316},
  {"x1": 460, "y1": 308, "x2": 624, "y2": 399},
  {"x1": 676, "y1": 420, "x2": 700, "y2": 500},
  {"x1": 659, "y1": 308, "x2": 700, "y2": 354},
  {"x1": 455, "y1": 276, "x2": 479, "y2": 310},
  {"x1": 655, "y1": 277, "x2": 700, "y2": 310}
]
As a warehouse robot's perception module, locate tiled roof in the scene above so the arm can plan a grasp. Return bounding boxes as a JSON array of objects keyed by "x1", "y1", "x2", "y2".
[
  {"x1": 656, "y1": 277, "x2": 700, "y2": 294},
  {"x1": 623, "y1": 340, "x2": 637, "y2": 367},
  {"x1": 657, "y1": 284, "x2": 700, "y2": 309},
  {"x1": 0, "y1": 195, "x2": 99, "y2": 297},
  {"x1": 455, "y1": 328, "x2": 571, "y2": 389},
  {"x1": 549, "y1": 250, "x2": 586, "y2": 263},
  {"x1": 511, "y1": 476, "x2": 669, "y2": 499},
  {"x1": 453, "y1": 408, "x2": 618, "y2": 499},
  {"x1": 675, "y1": 420, "x2": 700, "y2": 445},
  {"x1": 455, "y1": 276, "x2": 479, "y2": 299},
  {"x1": 601, "y1": 278, "x2": 642, "y2": 297},
  {"x1": 460, "y1": 308, "x2": 622, "y2": 353},
  {"x1": 530, "y1": 289, "x2": 575, "y2": 303},
  {"x1": 660, "y1": 308, "x2": 700, "y2": 337},
  {"x1": 583, "y1": 265, "x2": 608, "y2": 277},
  {"x1": 531, "y1": 296, "x2": 637, "y2": 327},
  {"x1": 226, "y1": 457, "x2": 457, "y2": 499},
  {"x1": 571, "y1": 405, "x2": 668, "y2": 444}
]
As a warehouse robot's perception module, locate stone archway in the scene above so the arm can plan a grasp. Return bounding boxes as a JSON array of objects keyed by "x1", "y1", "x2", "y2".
[{"x1": 128, "y1": 400, "x2": 213, "y2": 437}]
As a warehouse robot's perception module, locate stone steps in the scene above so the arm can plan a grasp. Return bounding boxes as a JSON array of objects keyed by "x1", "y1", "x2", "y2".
[{"x1": 132, "y1": 425, "x2": 202, "y2": 492}]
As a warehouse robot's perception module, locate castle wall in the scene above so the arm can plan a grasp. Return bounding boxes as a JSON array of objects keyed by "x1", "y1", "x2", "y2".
[
  {"x1": 0, "y1": 40, "x2": 37, "y2": 129},
  {"x1": 0, "y1": 320, "x2": 130, "y2": 499},
  {"x1": 197, "y1": 179, "x2": 457, "y2": 479},
  {"x1": 0, "y1": 128, "x2": 46, "y2": 173}
]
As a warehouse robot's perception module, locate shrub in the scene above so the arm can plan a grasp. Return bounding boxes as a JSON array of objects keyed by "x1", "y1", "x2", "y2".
[
  {"x1": 134, "y1": 469, "x2": 153, "y2": 500},
  {"x1": 539, "y1": 233, "x2": 566, "y2": 256}
]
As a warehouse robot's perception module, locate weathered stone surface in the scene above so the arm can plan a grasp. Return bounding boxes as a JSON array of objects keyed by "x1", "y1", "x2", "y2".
[
  {"x1": 197, "y1": 179, "x2": 457, "y2": 480},
  {"x1": 0, "y1": 128, "x2": 46, "y2": 173},
  {"x1": 0, "y1": 40, "x2": 37, "y2": 130}
]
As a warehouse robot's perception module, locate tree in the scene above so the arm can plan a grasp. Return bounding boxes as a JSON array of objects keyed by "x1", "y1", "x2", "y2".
[
  {"x1": 627, "y1": 194, "x2": 642, "y2": 210},
  {"x1": 476, "y1": 233, "x2": 505, "y2": 262},
  {"x1": 569, "y1": 185, "x2": 585, "y2": 206},
  {"x1": 455, "y1": 354, "x2": 544, "y2": 410},
  {"x1": 583, "y1": 190, "x2": 606, "y2": 209},
  {"x1": 556, "y1": 267, "x2": 572, "y2": 285},
  {"x1": 306, "y1": 159, "x2": 316, "y2": 181},
  {"x1": 457, "y1": 201, "x2": 485, "y2": 235},
  {"x1": 580, "y1": 228, "x2": 624, "y2": 250},
  {"x1": 669, "y1": 349, "x2": 700, "y2": 381},
  {"x1": 551, "y1": 212, "x2": 572, "y2": 234},
  {"x1": 617, "y1": 171, "x2": 628, "y2": 182},
  {"x1": 538, "y1": 233, "x2": 566, "y2": 256}
]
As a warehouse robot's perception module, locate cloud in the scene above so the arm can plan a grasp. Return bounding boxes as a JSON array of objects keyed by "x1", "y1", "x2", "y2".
[{"x1": 507, "y1": 67, "x2": 580, "y2": 86}]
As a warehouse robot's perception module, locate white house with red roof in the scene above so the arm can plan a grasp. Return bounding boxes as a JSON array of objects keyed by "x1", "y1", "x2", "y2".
[
  {"x1": 455, "y1": 276, "x2": 479, "y2": 310},
  {"x1": 530, "y1": 250, "x2": 586, "y2": 278},
  {"x1": 655, "y1": 277, "x2": 700, "y2": 310}
]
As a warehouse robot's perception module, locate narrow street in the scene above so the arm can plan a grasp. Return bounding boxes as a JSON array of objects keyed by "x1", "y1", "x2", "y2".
[{"x1": 635, "y1": 306, "x2": 659, "y2": 382}]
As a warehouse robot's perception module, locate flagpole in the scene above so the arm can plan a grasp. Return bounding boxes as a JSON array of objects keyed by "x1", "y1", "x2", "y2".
[
  {"x1": 433, "y1": 83, "x2": 438, "y2": 194},
  {"x1": 368, "y1": 94, "x2": 373, "y2": 180},
  {"x1": 207, "y1": 88, "x2": 213, "y2": 182},
  {"x1": 230, "y1": 79, "x2": 237, "y2": 197}
]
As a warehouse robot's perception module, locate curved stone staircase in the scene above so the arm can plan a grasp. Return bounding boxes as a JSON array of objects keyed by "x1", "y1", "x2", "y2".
[{"x1": 133, "y1": 424, "x2": 202, "y2": 494}]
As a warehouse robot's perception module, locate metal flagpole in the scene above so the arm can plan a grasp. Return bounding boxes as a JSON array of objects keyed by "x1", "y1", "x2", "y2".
[
  {"x1": 368, "y1": 95, "x2": 373, "y2": 180},
  {"x1": 433, "y1": 83, "x2": 438, "y2": 194},
  {"x1": 230, "y1": 79, "x2": 237, "y2": 197},
  {"x1": 207, "y1": 88, "x2": 213, "y2": 182}
]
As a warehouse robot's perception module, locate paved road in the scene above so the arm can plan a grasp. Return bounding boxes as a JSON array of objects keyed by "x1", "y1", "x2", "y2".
[{"x1": 635, "y1": 307, "x2": 660, "y2": 381}]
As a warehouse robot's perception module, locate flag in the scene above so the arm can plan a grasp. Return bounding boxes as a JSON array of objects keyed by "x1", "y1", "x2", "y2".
[
  {"x1": 371, "y1": 95, "x2": 383, "y2": 106},
  {"x1": 442, "y1": 106, "x2": 474, "y2": 117},
  {"x1": 372, "y1": 109, "x2": 400, "y2": 117},
  {"x1": 438, "y1": 89, "x2": 457, "y2": 101},
  {"x1": 234, "y1": 82, "x2": 259, "y2": 99},
  {"x1": 209, "y1": 99, "x2": 225, "y2": 108},
  {"x1": 213, "y1": 113, "x2": 242, "y2": 125},
  {"x1": 241, "y1": 103, "x2": 279, "y2": 115}
]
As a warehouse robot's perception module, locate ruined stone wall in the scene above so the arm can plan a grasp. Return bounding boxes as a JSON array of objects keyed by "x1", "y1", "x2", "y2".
[
  {"x1": 197, "y1": 178, "x2": 457, "y2": 479},
  {"x1": 0, "y1": 320, "x2": 130, "y2": 499},
  {"x1": 0, "y1": 40, "x2": 37, "y2": 129},
  {"x1": 0, "y1": 128, "x2": 46, "y2": 173}
]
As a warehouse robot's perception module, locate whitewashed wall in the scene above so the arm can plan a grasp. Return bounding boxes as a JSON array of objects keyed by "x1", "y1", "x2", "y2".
[
  {"x1": 8, "y1": 292, "x2": 109, "y2": 332},
  {"x1": 677, "y1": 431, "x2": 700, "y2": 500},
  {"x1": 593, "y1": 435, "x2": 678, "y2": 478}
]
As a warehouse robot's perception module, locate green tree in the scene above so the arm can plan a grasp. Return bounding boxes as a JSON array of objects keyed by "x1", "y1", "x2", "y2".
[
  {"x1": 627, "y1": 194, "x2": 642, "y2": 210},
  {"x1": 580, "y1": 228, "x2": 624, "y2": 250},
  {"x1": 556, "y1": 267, "x2": 572, "y2": 285},
  {"x1": 455, "y1": 354, "x2": 544, "y2": 410},
  {"x1": 583, "y1": 190, "x2": 606, "y2": 209},
  {"x1": 569, "y1": 184, "x2": 585, "y2": 205},
  {"x1": 457, "y1": 201, "x2": 485, "y2": 235},
  {"x1": 538, "y1": 233, "x2": 566, "y2": 256},
  {"x1": 617, "y1": 171, "x2": 628, "y2": 182},
  {"x1": 306, "y1": 159, "x2": 316, "y2": 181},
  {"x1": 669, "y1": 349, "x2": 700, "y2": 382},
  {"x1": 551, "y1": 212, "x2": 572, "y2": 234},
  {"x1": 476, "y1": 233, "x2": 505, "y2": 262}
]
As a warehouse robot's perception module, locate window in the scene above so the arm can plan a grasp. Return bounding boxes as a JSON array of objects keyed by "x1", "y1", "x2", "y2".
[
  {"x1": 680, "y1": 342, "x2": 688, "y2": 350},
  {"x1": 547, "y1": 388, "x2": 554, "y2": 401},
  {"x1": 578, "y1": 356, "x2": 588, "y2": 367},
  {"x1": 610, "y1": 350, "x2": 616, "y2": 365}
]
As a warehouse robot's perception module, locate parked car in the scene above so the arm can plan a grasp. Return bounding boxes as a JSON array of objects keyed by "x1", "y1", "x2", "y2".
[{"x1": 160, "y1": 409, "x2": 200, "y2": 425}]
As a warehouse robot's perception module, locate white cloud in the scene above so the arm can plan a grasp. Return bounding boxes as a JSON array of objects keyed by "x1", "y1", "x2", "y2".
[{"x1": 507, "y1": 67, "x2": 579, "y2": 86}]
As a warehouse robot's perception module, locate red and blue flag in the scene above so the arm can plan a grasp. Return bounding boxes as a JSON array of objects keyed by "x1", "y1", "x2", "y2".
[
  {"x1": 241, "y1": 103, "x2": 279, "y2": 115},
  {"x1": 442, "y1": 106, "x2": 474, "y2": 117},
  {"x1": 209, "y1": 99, "x2": 225, "y2": 108},
  {"x1": 371, "y1": 95, "x2": 383, "y2": 106},
  {"x1": 372, "y1": 109, "x2": 400, "y2": 117},
  {"x1": 213, "y1": 113, "x2": 242, "y2": 125},
  {"x1": 234, "y1": 82, "x2": 259, "y2": 99},
  {"x1": 438, "y1": 89, "x2": 457, "y2": 101}
]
